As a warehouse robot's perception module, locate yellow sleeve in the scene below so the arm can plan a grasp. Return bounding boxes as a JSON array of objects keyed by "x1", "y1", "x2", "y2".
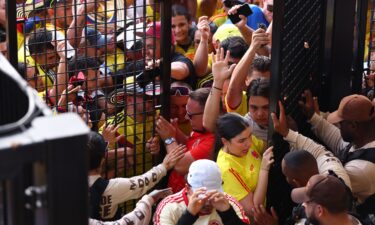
[
  {"x1": 251, "y1": 135, "x2": 266, "y2": 154},
  {"x1": 225, "y1": 92, "x2": 248, "y2": 116}
]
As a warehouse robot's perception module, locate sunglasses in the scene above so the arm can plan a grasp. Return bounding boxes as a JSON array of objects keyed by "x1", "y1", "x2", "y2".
[
  {"x1": 185, "y1": 111, "x2": 204, "y2": 119},
  {"x1": 170, "y1": 86, "x2": 191, "y2": 96}
]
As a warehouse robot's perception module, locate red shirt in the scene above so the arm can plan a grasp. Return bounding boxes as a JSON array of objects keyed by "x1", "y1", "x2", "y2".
[{"x1": 168, "y1": 131, "x2": 215, "y2": 193}]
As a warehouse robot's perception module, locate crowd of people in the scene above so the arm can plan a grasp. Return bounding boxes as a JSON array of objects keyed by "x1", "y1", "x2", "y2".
[{"x1": 1, "y1": 0, "x2": 375, "y2": 224}]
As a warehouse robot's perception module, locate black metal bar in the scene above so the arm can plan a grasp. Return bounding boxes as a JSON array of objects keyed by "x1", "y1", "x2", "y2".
[
  {"x1": 160, "y1": 0, "x2": 172, "y2": 119},
  {"x1": 268, "y1": 0, "x2": 285, "y2": 142},
  {"x1": 325, "y1": 0, "x2": 356, "y2": 110},
  {"x1": 5, "y1": 0, "x2": 18, "y2": 68},
  {"x1": 352, "y1": 0, "x2": 369, "y2": 94},
  {"x1": 46, "y1": 135, "x2": 88, "y2": 225}
]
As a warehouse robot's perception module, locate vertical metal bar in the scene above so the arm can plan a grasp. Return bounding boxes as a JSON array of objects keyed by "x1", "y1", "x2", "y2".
[
  {"x1": 6, "y1": 0, "x2": 18, "y2": 68},
  {"x1": 268, "y1": 0, "x2": 284, "y2": 143},
  {"x1": 160, "y1": 0, "x2": 171, "y2": 119},
  {"x1": 352, "y1": 0, "x2": 368, "y2": 94}
]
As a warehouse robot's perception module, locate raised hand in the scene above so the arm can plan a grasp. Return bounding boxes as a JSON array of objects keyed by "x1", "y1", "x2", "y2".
[
  {"x1": 209, "y1": 191, "x2": 230, "y2": 212},
  {"x1": 162, "y1": 144, "x2": 186, "y2": 170},
  {"x1": 228, "y1": 5, "x2": 248, "y2": 28},
  {"x1": 155, "y1": 116, "x2": 177, "y2": 141},
  {"x1": 250, "y1": 28, "x2": 270, "y2": 51},
  {"x1": 271, "y1": 101, "x2": 289, "y2": 137},
  {"x1": 197, "y1": 16, "x2": 210, "y2": 41},
  {"x1": 298, "y1": 90, "x2": 319, "y2": 119},
  {"x1": 146, "y1": 136, "x2": 160, "y2": 155},
  {"x1": 260, "y1": 147, "x2": 274, "y2": 171},
  {"x1": 187, "y1": 187, "x2": 210, "y2": 216},
  {"x1": 102, "y1": 123, "x2": 125, "y2": 145},
  {"x1": 212, "y1": 47, "x2": 236, "y2": 83}
]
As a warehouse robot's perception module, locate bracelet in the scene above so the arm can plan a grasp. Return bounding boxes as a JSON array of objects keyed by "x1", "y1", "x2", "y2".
[{"x1": 213, "y1": 86, "x2": 222, "y2": 91}]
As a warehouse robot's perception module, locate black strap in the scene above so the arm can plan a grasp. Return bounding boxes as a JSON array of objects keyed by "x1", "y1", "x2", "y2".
[
  {"x1": 344, "y1": 148, "x2": 375, "y2": 164},
  {"x1": 89, "y1": 177, "x2": 109, "y2": 220}
]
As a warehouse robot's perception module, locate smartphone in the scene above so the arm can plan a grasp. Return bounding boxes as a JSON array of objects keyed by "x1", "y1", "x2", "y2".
[{"x1": 228, "y1": 4, "x2": 253, "y2": 24}]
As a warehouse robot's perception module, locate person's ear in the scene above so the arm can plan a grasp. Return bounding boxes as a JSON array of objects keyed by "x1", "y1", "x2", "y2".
[
  {"x1": 221, "y1": 137, "x2": 230, "y2": 146},
  {"x1": 315, "y1": 204, "x2": 324, "y2": 217}
]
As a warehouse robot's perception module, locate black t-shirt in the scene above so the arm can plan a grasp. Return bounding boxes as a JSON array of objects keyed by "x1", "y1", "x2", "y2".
[{"x1": 172, "y1": 52, "x2": 197, "y2": 88}]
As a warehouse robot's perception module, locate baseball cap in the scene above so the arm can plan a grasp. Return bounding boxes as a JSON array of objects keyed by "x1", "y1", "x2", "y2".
[
  {"x1": 117, "y1": 20, "x2": 144, "y2": 50},
  {"x1": 84, "y1": 27, "x2": 113, "y2": 48},
  {"x1": 327, "y1": 94, "x2": 375, "y2": 124},
  {"x1": 187, "y1": 159, "x2": 224, "y2": 192},
  {"x1": 291, "y1": 174, "x2": 351, "y2": 213},
  {"x1": 145, "y1": 22, "x2": 175, "y2": 44},
  {"x1": 213, "y1": 23, "x2": 242, "y2": 43}
]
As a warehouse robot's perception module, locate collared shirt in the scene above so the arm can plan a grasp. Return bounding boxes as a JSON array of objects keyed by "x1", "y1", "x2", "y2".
[{"x1": 217, "y1": 135, "x2": 265, "y2": 201}]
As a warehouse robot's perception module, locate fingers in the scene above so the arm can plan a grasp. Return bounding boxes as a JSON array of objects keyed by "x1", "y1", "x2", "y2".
[
  {"x1": 223, "y1": 50, "x2": 230, "y2": 65},
  {"x1": 198, "y1": 16, "x2": 208, "y2": 23},
  {"x1": 278, "y1": 101, "x2": 286, "y2": 120},
  {"x1": 271, "y1": 112, "x2": 279, "y2": 129},
  {"x1": 270, "y1": 207, "x2": 279, "y2": 219}
]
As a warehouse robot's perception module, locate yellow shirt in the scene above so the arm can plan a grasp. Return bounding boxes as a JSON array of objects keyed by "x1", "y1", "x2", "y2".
[
  {"x1": 103, "y1": 48, "x2": 126, "y2": 74},
  {"x1": 99, "y1": 111, "x2": 154, "y2": 176},
  {"x1": 216, "y1": 135, "x2": 264, "y2": 201},
  {"x1": 175, "y1": 42, "x2": 196, "y2": 61},
  {"x1": 225, "y1": 91, "x2": 248, "y2": 116}
]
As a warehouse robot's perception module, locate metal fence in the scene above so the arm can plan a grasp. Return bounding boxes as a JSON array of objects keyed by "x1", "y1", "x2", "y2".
[{"x1": 2, "y1": 0, "x2": 171, "y2": 221}]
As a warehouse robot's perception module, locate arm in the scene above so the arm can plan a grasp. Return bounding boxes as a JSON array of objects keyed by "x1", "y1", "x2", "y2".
[
  {"x1": 49, "y1": 42, "x2": 68, "y2": 106},
  {"x1": 109, "y1": 146, "x2": 184, "y2": 203},
  {"x1": 67, "y1": 0, "x2": 99, "y2": 48},
  {"x1": 226, "y1": 28, "x2": 269, "y2": 109},
  {"x1": 193, "y1": 16, "x2": 210, "y2": 77},
  {"x1": 253, "y1": 147, "x2": 273, "y2": 206},
  {"x1": 272, "y1": 101, "x2": 352, "y2": 189},
  {"x1": 171, "y1": 61, "x2": 190, "y2": 80},
  {"x1": 299, "y1": 90, "x2": 349, "y2": 154},
  {"x1": 203, "y1": 47, "x2": 236, "y2": 132},
  {"x1": 228, "y1": 5, "x2": 253, "y2": 45},
  {"x1": 89, "y1": 195, "x2": 154, "y2": 225}
]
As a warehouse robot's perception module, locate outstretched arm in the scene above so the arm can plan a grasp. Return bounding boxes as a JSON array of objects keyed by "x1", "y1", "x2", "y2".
[{"x1": 226, "y1": 28, "x2": 270, "y2": 110}]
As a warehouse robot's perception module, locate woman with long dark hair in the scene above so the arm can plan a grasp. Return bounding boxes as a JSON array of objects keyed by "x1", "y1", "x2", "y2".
[{"x1": 215, "y1": 113, "x2": 274, "y2": 218}]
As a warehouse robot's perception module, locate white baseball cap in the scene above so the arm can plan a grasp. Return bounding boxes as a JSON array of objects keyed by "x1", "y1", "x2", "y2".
[{"x1": 187, "y1": 159, "x2": 223, "y2": 192}]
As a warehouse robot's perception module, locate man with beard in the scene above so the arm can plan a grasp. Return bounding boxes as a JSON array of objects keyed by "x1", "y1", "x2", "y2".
[
  {"x1": 300, "y1": 92, "x2": 375, "y2": 212},
  {"x1": 290, "y1": 174, "x2": 361, "y2": 225}
]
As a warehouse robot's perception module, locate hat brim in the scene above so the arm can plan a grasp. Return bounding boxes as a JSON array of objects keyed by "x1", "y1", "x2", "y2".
[
  {"x1": 291, "y1": 187, "x2": 309, "y2": 204},
  {"x1": 327, "y1": 110, "x2": 344, "y2": 124}
]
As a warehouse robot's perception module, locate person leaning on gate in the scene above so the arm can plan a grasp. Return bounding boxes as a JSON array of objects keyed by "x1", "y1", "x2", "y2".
[
  {"x1": 153, "y1": 159, "x2": 250, "y2": 225},
  {"x1": 155, "y1": 88, "x2": 215, "y2": 193},
  {"x1": 290, "y1": 174, "x2": 362, "y2": 225},
  {"x1": 86, "y1": 131, "x2": 185, "y2": 221},
  {"x1": 299, "y1": 91, "x2": 375, "y2": 222}
]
